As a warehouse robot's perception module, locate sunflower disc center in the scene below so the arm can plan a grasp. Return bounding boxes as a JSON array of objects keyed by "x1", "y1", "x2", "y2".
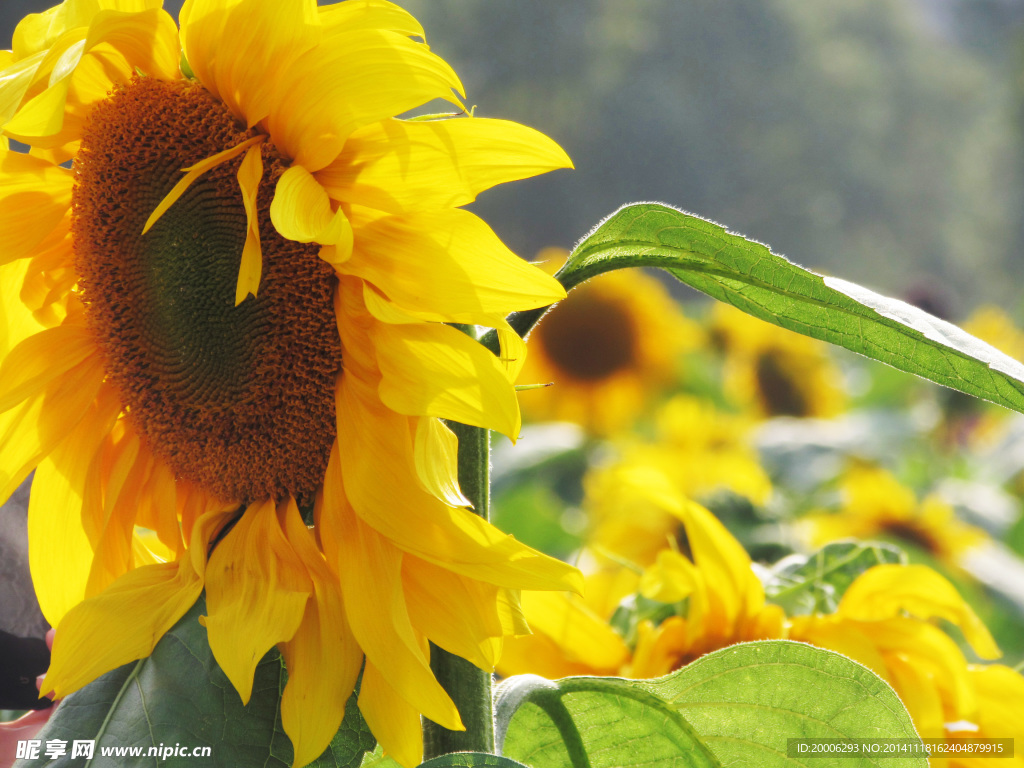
[
  {"x1": 538, "y1": 291, "x2": 637, "y2": 381},
  {"x1": 73, "y1": 77, "x2": 340, "y2": 504}
]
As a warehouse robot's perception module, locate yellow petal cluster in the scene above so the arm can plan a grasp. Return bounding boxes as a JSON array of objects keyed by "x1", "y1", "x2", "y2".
[
  {"x1": 0, "y1": 2, "x2": 581, "y2": 765},
  {"x1": 804, "y1": 465, "x2": 988, "y2": 566}
]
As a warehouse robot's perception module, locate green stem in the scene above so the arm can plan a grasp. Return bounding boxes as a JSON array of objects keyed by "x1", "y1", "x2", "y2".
[{"x1": 422, "y1": 418, "x2": 495, "y2": 760}]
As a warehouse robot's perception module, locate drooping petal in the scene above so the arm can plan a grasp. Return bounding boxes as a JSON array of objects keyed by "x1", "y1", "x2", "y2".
[
  {"x1": 142, "y1": 135, "x2": 264, "y2": 234},
  {"x1": 372, "y1": 320, "x2": 521, "y2": 438},
  {"x1": 358, "y1": 661, "x2": 425, "y2": 768},
  {"x1": 333, "y1": 372, "x2": 583, "y2": 594},
  {"x1": 839, "y1": 564, "x2": 1000, "y2": 660},
  {"x1": 41, "y1": 507, "x2": 232, "y2": 699},
  {"x1": 203, "y1": 498, "x2": 311, "y2": 704},
  {"x1": 347, "y1": 208, "x2": 565, "y2": 324},
  {"x1": 332, "y1": 495, "x2": 462, "y2": 731},
  {"x1": 318, "y1": 116, "x2": 572, "y2": 214},
  {"x1": 412, "y1": 417, "x2": 471, "y2": 508},
  {"x1": 269, "y1": 163, "x2": 353, "y2": 251},
  {"x1": 278, "y1": 499, "x2": 362, "y2": 768},
  {"x1": 403, "y1": 556, "x2": 503, "y2": 670},
  {"x1": 235, "y1": 143, "x2": 264, "y2": 304}
]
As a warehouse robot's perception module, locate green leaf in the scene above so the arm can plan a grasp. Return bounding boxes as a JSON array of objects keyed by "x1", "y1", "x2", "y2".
[
  {"x1": 763, "y1": 541, "x2": 907, "y2": 615},
  {"x1": 645, "y1": 640, "x2": 925, "y2": 768},
  {"x1": 495, "y1": 673, "x2": 722, "y2": 768},
  {"x1": 497, "y1": 642, "x2": 925, "y2": 768},
  {"x1": 497, "y1": 203, "x2": 1024, "y2": 415},
  {"x1": 16, "y1": 594, "x2": 373, "y2": 768},
  {"x1": 419, "y1": 753, "x2": 532, "y2": 768}
]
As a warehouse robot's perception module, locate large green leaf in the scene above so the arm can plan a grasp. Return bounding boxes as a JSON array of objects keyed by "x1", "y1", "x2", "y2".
[
  {"x1": 495, "y1": 674, "x2": 722, "y2": 768},
  {"x1": 496, "y1": 641, "x2": 924, "y2": 768},
  {"x1": 419, "y1": 754, "x2": 532, "y2": 768},
  {"x1": 645, "y1": 640, "x2": 925, "y2": 768},
  {"x1": 763, "y1": 541, "x2": 906, "y2": 615},
  {"x1": 15, "y1": 595, "x2": 373, "y2": 768},
  {"x1": 495, "y1": 203, "x2": 1024, "y2": 414}
]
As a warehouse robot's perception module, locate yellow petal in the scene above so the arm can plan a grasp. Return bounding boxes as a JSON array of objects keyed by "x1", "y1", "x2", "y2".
[
  {"x1": 969, "y1": 664, "x2": 1024, "y2": 739},
  {"x1": 520, "y1": 590, "x2": 631, "y2": 671},
  {"x1": 264, "y1": 28, "x2": 463, "y2": 172},
  {"x1": 41, "y1": 507, "x2": 231, "y2": 699},
  {"x1": 870, "y1": 618, "x2": 975, "y2": 718},
  {"x1": 278, "y1": 499, "x2": 362, "y2": 768},
  {"x1": 788, "y1": 616, "x2": 892, "y2": 684},
  {"x1": 143, "y1": 135, "x2": 265, "y2": 235},
  {"x1": 347, "y1": 208, "x2": 565, "y2": 324},
  {"x1": 1, "y1": 352, "x2": 105, "y2": 506},
  {"x1": 318, "y1": 0, "x2": 424, "y2": 38},
  {"x1": 85, "y1": 428, "x2": 147, "y2": 598},
  {"x1": 0, "y1": 149, "x2": 73, "y2": 267},
  {"x1": 180, "y1": 0, "x2": 318, "y2": 127},
  {"x1": 333, "y1": 500, "x2": 462, "y2": 730},
  {"x1": 26, "y1": 384, "x2": 120, "y2": 625},
  {"x1": 358, "y1": 661, "x2": 426, "y2": 768},
  {"x1": 0, "y1": 323, "x2": 94, "y2": 413},
  {"x1": 404, "y1": 556, "x2": 504, "y2": 670},
  {"x1": 319, "y1": 116, "x2": 572, "y2": 214},
  {"x1": 235, "y1": 143, "x2": 264, "y2": 305},
  {"x1": 203, "y1": 498, "x2": 311, "y2": 704},
  {"x1": 413, "y1": 417, "x2": 471, "y2": 508},
  {"x1": 840, "y1": 564, "x2": 1000, "y2": 660},
  {"x1": 373, "y1": 321, "x2": 521, "y2": 438},
  {"x1": 640, "y1": 549, "x2": 699, "y2": 604},
  {"x1": 887, "y1": 654, "x2": 946, "y2": 738},
  {"x1": 269, "y1": 163, "x2": 354, "y2": 254},
  {"x1": 333, "y1": 373, "x2": 584, "y2": 594},
  {"x1": 5, "y1": 8, "x2": 180, "y2": 140}
]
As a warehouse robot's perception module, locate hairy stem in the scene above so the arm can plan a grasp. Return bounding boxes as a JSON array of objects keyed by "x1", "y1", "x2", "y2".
[{"x1": 422, "y1": 416, "x2": 495, "y2": 759}]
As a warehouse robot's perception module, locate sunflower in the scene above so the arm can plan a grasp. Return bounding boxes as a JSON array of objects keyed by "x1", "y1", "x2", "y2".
[
  {"x1": 710, "y1": 302, "x2": 846, "y2": 419},
  {"x1": 0, "y1": 2, "x2": 582, "y2": 765},
  {"x1": 496, "y1": 487, "x2": 785, "y2": 680},
  {"x1": 518, "y1": 250, "x2": 701, "y2": 435},
  {"x1": 585, "y1": 396, "x2": 772, "y2": 566},
  {"x1": 789, "y1": 564, "x2": 1023, "y2": 768},
  {"x1": 499, "y1": 471, "x2": 1023, "y2": 767},
  {"x1": 803, "y1": 466, "x2": 988, "y2": 567}
]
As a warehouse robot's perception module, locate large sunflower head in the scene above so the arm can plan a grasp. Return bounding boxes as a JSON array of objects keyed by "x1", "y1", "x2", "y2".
[
  {"x1": 0, "y1": 2, "x2": 582, "y2": 765},
  {"x1": 518, "y1": 250, "x2": 702, "y2": 435}
]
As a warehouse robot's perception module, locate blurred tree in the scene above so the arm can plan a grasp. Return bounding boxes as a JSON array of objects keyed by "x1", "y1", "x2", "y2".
[{"x1": 403, "y1": 0, "x2": 1022, "y2": 312}]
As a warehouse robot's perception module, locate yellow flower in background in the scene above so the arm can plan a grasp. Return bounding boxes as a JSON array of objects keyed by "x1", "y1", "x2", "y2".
[
  {"x1": 0, "y1": 1, "x2": 581, "y2": 765},
  {"x1": 803, "y1": 466, "x2": 988, "y2": 566},
  {"x1": 964, "y1": 305, "x2": 1024, "y2": 363},
  {"x1": 711, "y1": 302, "x2": 846, "y2": 418},
  {"x1": 499, "y1": 465, "x2": 1023, "y2": 767},
  {"x1": 586, "y1": 396, "x2": 771, "y2": 566},
  {"x1": 497, "y1": 490, "x2": 784, "y2": 680},
  {"x1": 790, "y1": 564, "x2": 1024, "y2": 767},
  {"x1": 518, "y1": 249, "x2": 702, "y2": 435}
]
